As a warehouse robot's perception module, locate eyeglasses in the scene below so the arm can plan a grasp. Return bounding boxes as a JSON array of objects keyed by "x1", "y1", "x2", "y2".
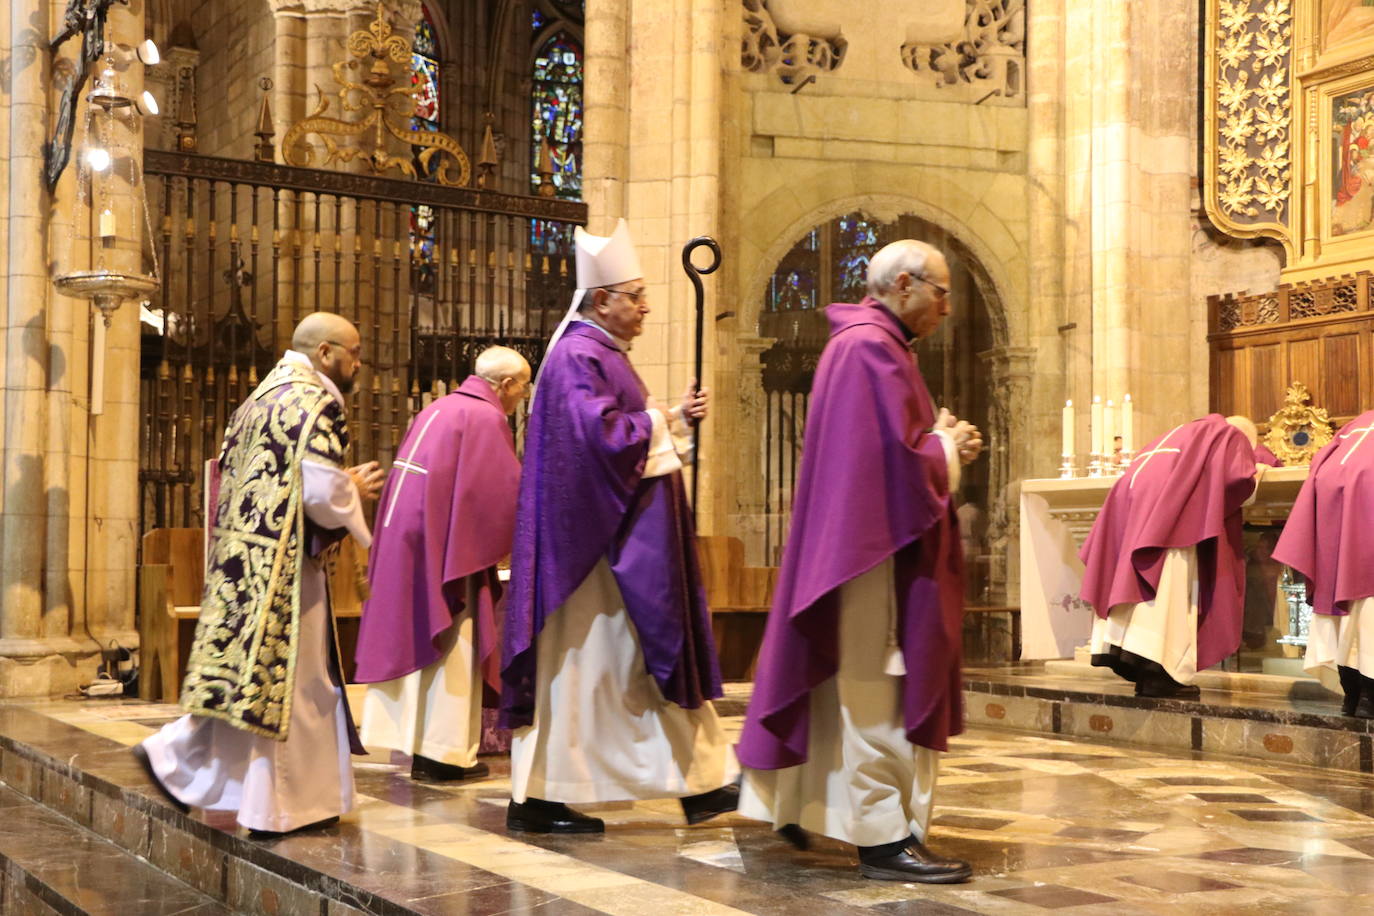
[
  {"x1": 914, "y1": 275, "x2": 949, "y2": 297},
  {"x1": 325, "y1": 340, "x2": 362, "y2": 359},
  {"x1": 603, "y1": 286, "x2": 647, "y2": 303}
]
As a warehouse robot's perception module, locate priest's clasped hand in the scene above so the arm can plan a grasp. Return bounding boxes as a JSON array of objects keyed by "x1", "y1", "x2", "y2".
[
  {"x1": 936, "y1": 409, "x2": 984, "y2": 465},
  {"x1": 680, "y1": 381, "x2": 709, "y2": 422},
  {"x1": 347, "y1": 461, "x2": 386, "y2": 501}
]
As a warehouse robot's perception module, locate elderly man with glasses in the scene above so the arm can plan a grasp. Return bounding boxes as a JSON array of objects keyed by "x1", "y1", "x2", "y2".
[
  {"x1": 500, "y1": 219, "x2": 739, "y2": 834},
  {"x1": 738, "y1": 240, "x2": 982, "y2": 883}
]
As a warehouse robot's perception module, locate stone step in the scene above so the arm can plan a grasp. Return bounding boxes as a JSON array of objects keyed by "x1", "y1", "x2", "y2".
[
  {"x1": 0, "y1": 783, "x2": 230, "y2": 915},
  {"x1": 966, "y1": 664, "x2": 1374, "y2": 775}
]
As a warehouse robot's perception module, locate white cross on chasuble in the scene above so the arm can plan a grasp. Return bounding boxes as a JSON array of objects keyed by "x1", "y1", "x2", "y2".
[
  {"x1": 382, "y1": 410, "x2": 441, "y2": 528},
  {"x1": 1128, "y1": 425, "x2": 1185, "y2": 489},
  {"x1": 1340, "y1": 424, "x2": 1374, "y2": 465}
]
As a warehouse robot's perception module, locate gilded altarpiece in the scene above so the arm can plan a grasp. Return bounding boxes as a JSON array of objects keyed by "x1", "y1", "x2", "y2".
[{"x1": 1206, "y1": 1, "x2": 1374, "y2": 432}]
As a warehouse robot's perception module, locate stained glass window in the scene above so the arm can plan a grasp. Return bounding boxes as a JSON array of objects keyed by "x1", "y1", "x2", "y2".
[
  {"x1": 410, "y1": 5, "x2": 442, "y2": 294},
  {"x1": 531, "y1": 33, "x2": 584, "y2": 198},
  {"x1": 835, "y1": 214, "x2": 882, "y2": 303},
  {"x1": 530, "y1": 26, "x2": 584, "y2": 256},
  {"x1": 532, "y1": 8, "x2": 545, "y2": 31}
]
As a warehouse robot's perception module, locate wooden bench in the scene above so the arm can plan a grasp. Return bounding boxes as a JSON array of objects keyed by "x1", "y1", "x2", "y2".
[
  {"x1": 698, "y1": 535, "x2": 778, "y2": 681},
  {"x1": 139, "y1": 528, "x2": 369, "y2": 701}
]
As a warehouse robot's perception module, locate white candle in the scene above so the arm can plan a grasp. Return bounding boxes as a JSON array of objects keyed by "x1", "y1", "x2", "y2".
[
  {"x1": 1122, "y1": 394, "x2": 1133, "y2": 454},
  {"x1": 1104, "y1": 400, "x2": 1115, "y2": 461},
  {"x1": 1091, "y1": 395, "x2": 1103, "y2": 456},
  {"x1": 98, "y1": 207, "x2": 116, "y2": 239},
  {"x1": 1062, "y1": 400, "x2": 1074, "y2": 457}
]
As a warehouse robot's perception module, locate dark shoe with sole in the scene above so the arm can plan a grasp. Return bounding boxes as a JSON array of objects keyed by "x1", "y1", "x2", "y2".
[
  {"x1": 410, "y1": 755, "x2": 490, "y2": 783},
  {"x1": 681, "y1": 781, "x2": 741, "y2": 825},
  {"x1": 1357, "y1": 676, "x2": 1374, "y2": 719},
  {"x1": 1135, "y1": 675, "x2": 1201, "y2": 700},
  {"x1": 506, "y1": 798, "x2": 604, "y2": 834},
  {"x1": 777, "y1": 823, "x2": 810, "y2": 850},
  {"x1": 130, "y1": 743, "x2": 189, "y2": 813},
  {"x1": 248, "y1": 815, "x2": 340, "y2": 839},
  {"x1": 1339, "y1": 665, "x2": 1362, "y2": 716},
  {"x1": 858, "y1": 836, "x2": 972, "y2": 883}
]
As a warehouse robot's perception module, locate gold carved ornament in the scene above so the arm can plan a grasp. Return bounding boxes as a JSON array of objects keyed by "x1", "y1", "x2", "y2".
[
  {"x1": 283, "y1": 2, "x2": 471, "y2": 186},
  {"x1": 1203, "y1": 0, "x2": 1294, "y2": 252},
  {"x1": 1263, "y1": 381, "x2": 1334, "y2": 465}
]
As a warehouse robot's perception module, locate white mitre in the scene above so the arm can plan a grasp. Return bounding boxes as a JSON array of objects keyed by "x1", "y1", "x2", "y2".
[
  {"x1": 574, "y1": 218, "x2": 643, "y2": 289},
  {"x1": 534, "y1": 219, "x2": 644, "y2": 389}
]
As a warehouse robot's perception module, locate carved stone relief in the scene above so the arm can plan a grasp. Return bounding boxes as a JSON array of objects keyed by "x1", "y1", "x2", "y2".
[
  {"x1": 902, "y1": 0, "x2": 1025, "y2": 104},
  {"x1": 742, "y1": 0, "x2": 1025, "y2": 105}
]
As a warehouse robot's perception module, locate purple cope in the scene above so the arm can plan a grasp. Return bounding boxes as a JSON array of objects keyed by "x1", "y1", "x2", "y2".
[
  {"x1": 1274, "y1": 409, "x2": 1374, "y2": 617},
  {"x1": 1078, "y1": 414, "x2": 1259, "y2": 673},
  {"x1": 738, "y1": 300, "x2": 965, "y2": 768},
  {"x1": 354, "y1": 376, "x2": 520, "y2": 700}
]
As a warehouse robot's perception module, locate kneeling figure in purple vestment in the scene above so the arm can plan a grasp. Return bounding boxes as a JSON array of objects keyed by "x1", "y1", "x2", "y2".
[
  {"x1": 354, "y1": 346, "x2": 529, "y2": 782},
  {"x1": 1080, "y1": 415, "x2": 1264, "y2": 699},
  {"x1": 737, "y1": 240, "x2": 983, "y2": 883},
  {"x1": 1274, "y1": 409, "x2": 1374, "y2": 717}
]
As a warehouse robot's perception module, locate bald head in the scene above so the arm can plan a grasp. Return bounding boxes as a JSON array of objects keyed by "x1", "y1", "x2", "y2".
[
  {"x1": 1225, "y1": 415, "x2": 1259, "y2": 448},
  {"x1": 866, "y1": 239, "x2": 952, "y2": 339},
  {"x1": 291, "y1": 312, "x2": 362, "y2": 394},
  {"x1": 291, "y1": 312, "x2": 358, "y2": 353},
  {"x1": 475, "y1": 346, "x2": 532, "y2": 415}
]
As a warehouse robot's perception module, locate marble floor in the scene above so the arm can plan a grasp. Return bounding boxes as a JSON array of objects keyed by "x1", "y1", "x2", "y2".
[{"x1": 12, "y1": 689, "x2": 1374, "y2": 914}]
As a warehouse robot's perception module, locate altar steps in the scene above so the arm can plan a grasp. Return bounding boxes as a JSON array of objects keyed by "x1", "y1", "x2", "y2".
[
  {"x1": 0, "y1": 784, "x2": 230, "y2": 915},
  {"x1": 964, "y1": 663, "x2": 1374, "y2": 775}
]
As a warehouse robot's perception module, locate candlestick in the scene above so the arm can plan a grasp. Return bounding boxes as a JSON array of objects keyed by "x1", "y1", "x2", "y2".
[
  {"x1": 1104, "y1": 399, "x2": 1115, "y2": 470},
  {"x1": 1091, "y1": 395, "x2": 1103, "y2": 457},
  {"x1": 1122, "y1": 393, "x2": 1133, "y2": 454},
  {"x1": 1061, "y1": 399, "x2": 1074, "y2": 459}
]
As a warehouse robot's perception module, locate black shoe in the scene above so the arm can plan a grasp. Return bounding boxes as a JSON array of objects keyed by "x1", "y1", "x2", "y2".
[
  {"x1": 777, "y1": 823, "x2": 809, "y2": 850},
  {"x1": 1339, "y1": 666, "x2": 1362, "y2": 716},
  {"x1": 1136, "y1": 675, "x2": 1201, "y2": 700},
  {"x1": 858, "y1": 836, "x2": 972, "y2": 883},
  {"x1": 410, "y1": 755, "x2": 489, "y2": 783},
  {"x1": 248, "y1": 816, "x2": 339, "y2": 839},
  {"x1": 1357, "y1": 676, "x2": 1374, "y2": 719},
  {"x1": 130, "y1": 743, "x2": 189, "y2": 813},
  {"x1": 681, "y1": 781, "x2": 741, "y2": 825},
  {"x1": 506, "y1": 798, "x2": 604, "y2": 834}
]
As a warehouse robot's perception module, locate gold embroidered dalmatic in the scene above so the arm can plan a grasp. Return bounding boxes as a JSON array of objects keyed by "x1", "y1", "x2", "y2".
[{"x1": 181, "y1": 359, "x2": 349, "y2": 741}]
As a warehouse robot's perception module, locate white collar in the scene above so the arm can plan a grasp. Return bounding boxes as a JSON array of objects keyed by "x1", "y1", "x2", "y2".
[
  {"x1": 281, "y1": 350, "x2": 346, "y2": 410},
  {"x1": 576, "y1": 317, "x2": 632, "y2": 352}
]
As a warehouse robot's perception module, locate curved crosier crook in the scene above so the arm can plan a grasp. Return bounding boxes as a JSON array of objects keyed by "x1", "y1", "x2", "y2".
[{"x1": 681, "y1": 236, "x2": 721, "y2": 522}]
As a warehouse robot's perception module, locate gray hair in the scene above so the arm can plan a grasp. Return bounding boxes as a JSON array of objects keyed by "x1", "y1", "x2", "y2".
[
  {"x1": 866, "y1": 239, "x2": 939, "y2": 298},
  {"x1": 474, "y1": 345, "x2": 530, "y2": 383}
]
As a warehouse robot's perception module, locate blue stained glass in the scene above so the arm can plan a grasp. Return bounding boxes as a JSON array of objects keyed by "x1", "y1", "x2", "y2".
[
  {"x1": 413, "y1": 16, "x2": 438, "y2": 57},
  {"x1": 530, "y1": 32, "x2": 584, "y2": 200},
  {"x1": 533, "y1": 9, "x2": 545, "y2": 31},
  {"x1": 409, "y1": 8, "x2": 442, "y2": 292}
]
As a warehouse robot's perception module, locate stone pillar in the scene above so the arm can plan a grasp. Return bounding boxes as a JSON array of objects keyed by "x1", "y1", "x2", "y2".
[
  {"x1": 979, "y1": 345, "x2": 1035, "y2": 604},
  {"x1": 723, "y1": 334, "x2": 774, "y2": 564},
  {"x1": 583, "y1": 0, "x2": 725, "y2": 530},
  {"x1": 0, "y1": 0, "x2": 153, "y2": 694}
]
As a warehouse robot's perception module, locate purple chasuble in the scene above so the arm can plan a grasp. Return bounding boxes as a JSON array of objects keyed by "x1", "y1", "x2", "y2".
[
  {"x1": 1079, "y1": 415, "x2": 1258, "y2": 671},
  {"x1": 1274, "y1": 409, "x2": 1374, "y2": 616},
  {"x1": 498, "y1": 323, "x2": 722, "y2": 729},
  {"x1": 354, "y1": 376, "x2": 519, "y2": 700},
  {"x1": 737, "y1": 301, "x2": 965, "y2": 768},
  {"x1": 1255, "y1": 443, "x2": 1282, "y2": 467}
]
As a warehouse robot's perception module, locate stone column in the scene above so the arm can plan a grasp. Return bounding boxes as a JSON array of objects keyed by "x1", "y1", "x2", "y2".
[
  {"x1": 583, "y1": 0, "x2": 630, "y2": 221},
  {"x1": 979, "y1": 345, "x2": 1035, "y2": 604},
  {"x1": 723, "y1": 334, "x2": 774, "y2": 565}
]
